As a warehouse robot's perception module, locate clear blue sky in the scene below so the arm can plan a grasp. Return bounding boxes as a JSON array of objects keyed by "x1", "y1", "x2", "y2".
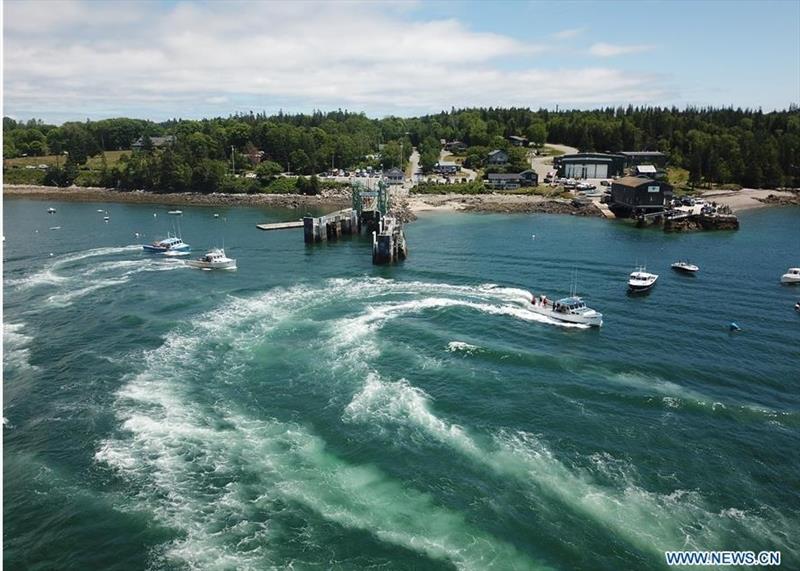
[{"x1": 3, "y1": 0, "x2": 799, "y2": 123}]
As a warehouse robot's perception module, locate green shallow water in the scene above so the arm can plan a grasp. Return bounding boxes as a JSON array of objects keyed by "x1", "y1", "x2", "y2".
[{"x1": 3, "y1": 199, "x2": 800, "y2": 570}]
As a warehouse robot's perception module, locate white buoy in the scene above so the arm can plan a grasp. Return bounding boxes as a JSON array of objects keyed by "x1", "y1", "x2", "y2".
[
  {"x1": 49, "y1": 253, "x2": 54, "y2": 257},
  {"x1": 531, "y1": 234, "x2": 536, "y2": 239}
]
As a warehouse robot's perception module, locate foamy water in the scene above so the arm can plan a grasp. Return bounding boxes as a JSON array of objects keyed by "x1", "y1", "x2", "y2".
[{"x1": 5, "y1": 200, "x2": 799, "y2": 570}]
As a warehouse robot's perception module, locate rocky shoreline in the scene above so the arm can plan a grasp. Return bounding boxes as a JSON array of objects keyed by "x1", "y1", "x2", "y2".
[
  {"x1": 3, "y1": 184, "x2": 350, "y2": 211},
  {"x1": 4, "y1": 184, "x2": 603, "y2": 218}
]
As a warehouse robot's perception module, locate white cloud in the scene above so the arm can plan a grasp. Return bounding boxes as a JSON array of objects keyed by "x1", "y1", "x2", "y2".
[
  {"x1": 3, "y1": 1, "x2": 669, "y2": 120},
  {"x1": 589, "y1": 42, "x2": 655, "y2": 57},
  {"x1": 552, "y1": 28, "x2": 585, "y2": 40}
]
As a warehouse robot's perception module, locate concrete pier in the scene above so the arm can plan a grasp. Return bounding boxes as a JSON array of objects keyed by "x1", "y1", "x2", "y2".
[
  {"x1": 259, "y1": 180, "x2": 408, "y2": 264},
  {"x1": 372, "y1": 215, "x2": 407, "y2": 264},
  {"x1": 302, "y1": 209, "x2": 359, "y2": 243},
  {"x1": 257, "y1": 220, "x2": 305, "y2": 231}
]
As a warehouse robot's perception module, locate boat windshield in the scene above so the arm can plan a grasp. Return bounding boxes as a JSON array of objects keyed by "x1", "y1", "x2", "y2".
[{"x1": 556, "y1": 297, "x2": 586, "y2": 311}]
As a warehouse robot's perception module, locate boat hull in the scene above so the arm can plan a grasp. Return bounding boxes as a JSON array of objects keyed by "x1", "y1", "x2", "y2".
[
  {"x1": 781, "y1": 275, "x2": 800, "y2": 284},
  {"x1": 671, "y1": 264, "x2": 699, "y2": 273},
  {"x1": 186, "y1": 260, "x2": 237, "y2": 270},
  {"x1": 527, "y1": 303, "x2": 603, "y2": 327},
  {"x1": 628, "y1": 282, "x2": 656, "y2": 292},
  {"x1": 142, "y1": 243, "x2": 191, "y2": 253}
]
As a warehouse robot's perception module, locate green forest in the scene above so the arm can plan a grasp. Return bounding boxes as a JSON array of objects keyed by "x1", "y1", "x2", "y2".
[{"x1": 3, "y1": 106, "x2": 799, "y2": 193}]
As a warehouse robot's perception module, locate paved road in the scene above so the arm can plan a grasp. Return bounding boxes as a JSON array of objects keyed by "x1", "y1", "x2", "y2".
[{"x1": 530, "y1": 143, "x2": 578, "y2": 181}]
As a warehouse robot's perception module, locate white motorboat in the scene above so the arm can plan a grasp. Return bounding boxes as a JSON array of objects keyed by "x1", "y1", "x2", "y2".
[
  {"x1": 628, "y1": 267, "x2": 658, "y2": 292},
  {"x1": 47, "y1": 207, "x2": 56, "y2": 213},
  {"x1": 186, "y1": 248, "x2": 236, "y2": 270},
  {"x1": 671, "y1": 261, "x2": 699, "y2": 273},
  {"x1": 168, "y1": 210, "x2": 183, "y2": 215},
  {"x1": 528, "y1": 295, "x2": 603, "y2": 327},
  {"x1": 780, "y1": 268, "x2": 800, "y2": 284}
]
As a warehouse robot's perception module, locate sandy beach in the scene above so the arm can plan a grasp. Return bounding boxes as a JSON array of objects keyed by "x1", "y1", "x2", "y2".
[{"x1": 699, "y1": 188, "x2": 799, "y2": 210}]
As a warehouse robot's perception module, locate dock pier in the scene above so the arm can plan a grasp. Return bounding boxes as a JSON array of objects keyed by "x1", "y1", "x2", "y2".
[
  {"x1": 372, "y1": 215, "x2": 407, "y2": 264},
  {"x1": 259, "y1": 180, "x2": 407, "y2": 264}
]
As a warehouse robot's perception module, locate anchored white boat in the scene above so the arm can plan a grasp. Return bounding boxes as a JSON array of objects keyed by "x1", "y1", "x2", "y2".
[
  {"x1": 186, "y1": 248, "x2": 236, "y2": 270},
  {"x1": 671, "y1": 261, "x2": 699, "y2": 273},
  {"x1": 47, "y1": 207, "x2": 56, "y2": 213},
  {"x1": 529, "y1": 295, "x2": 603, "y2": 327},
  {"x1": 167, "y1": 210, "x2": 183, "y2": 215},
  {"x1": 781, "y1": 268, "x2": 800, "y2": 284},
  {"x1": 628, "y1": 267, "x2": 658, "y2": 292}
]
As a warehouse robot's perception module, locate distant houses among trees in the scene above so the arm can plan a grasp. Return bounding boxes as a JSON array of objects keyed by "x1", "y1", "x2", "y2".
[{"x1": 3, "y1": 105, "x2": 799, "y2": 193}]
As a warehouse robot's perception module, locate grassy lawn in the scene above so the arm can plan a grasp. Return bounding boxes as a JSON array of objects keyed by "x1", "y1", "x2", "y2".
[{"x1": 4, "y1": 150, "x2": 130, "y2": 169}]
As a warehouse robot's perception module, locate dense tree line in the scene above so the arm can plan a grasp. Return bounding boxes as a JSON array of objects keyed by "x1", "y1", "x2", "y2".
[
  {"x1": 407, "y1": 106, "x2": 799, "y2": 188},
  {"x1": 3, "y1": 105, "x2": 798, "y2": 191}
]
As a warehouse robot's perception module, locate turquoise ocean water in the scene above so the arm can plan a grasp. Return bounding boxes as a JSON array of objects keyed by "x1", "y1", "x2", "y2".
[{"x1": 3, "y1": 198, "x2": 799, "y2": 570}]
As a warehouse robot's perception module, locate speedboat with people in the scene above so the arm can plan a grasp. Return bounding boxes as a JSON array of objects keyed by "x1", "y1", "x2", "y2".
[
  {"x1": 185, "y1": 248, "x2": 236, "y2": 270},
  {"x1": 780, "y1": 267, "x2": 800, "y2": 284},
  {"x1": 142, "y1": 234, "x2": 191, "y2": 253},
  {"x1": 671, "y1": 260, "x2": 699, "y2": 273},
  {"x1": 528, "y1": 294, "x2": 603, "y2": 327},
  {"x1": 628, "y1": 267, "x2": 658, "y2": 292}
]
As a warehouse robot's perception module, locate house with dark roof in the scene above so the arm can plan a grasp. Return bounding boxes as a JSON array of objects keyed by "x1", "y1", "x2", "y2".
[
  {"x1": 384, "y1": 167, "x2": 405, "y2": 185},
  {"x1": 609, "y1": 176, "x2": 673, "y2": 218},
  {"x1": 507, "y1": 135, "x2": 529, "y2": 147},
  {"x1": 131, "y1": 135, "x2": 176, "y2": 151},
  {"x1": 434, "y1": 161, "x2": 461, "y2": 174},
  {"x1": 485, "y1": 169, "x2": 538, "y2": 190},
  {"x1": 487, "y1": 149, "x2": 509, "y2": 165}
]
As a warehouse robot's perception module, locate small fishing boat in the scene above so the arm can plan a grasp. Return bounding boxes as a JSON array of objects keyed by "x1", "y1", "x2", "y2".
[
  {"x1": 671, "y1": 261, "x2": 699, "y2": 273},
  {"x1": 794, "y1": 301, "x2": 800, "y2": 313},
  {"x1": 528, "y1": 295, "x2": 603, "y2": 327},
  {"x1": 780, "y1": 267, "x2": 800, "y2": 284},
  {"x1": 628, "y1": 267, "x2": 658, "y2": 292},
  {"x1": 47, "y1": 207, "x2": 56, "y2": 214},
  {"x1": 103, "y1": 216, "x2": 110, "y2": 222},
  {"x1": 142, "y1": 234, "x2": 191, "y2": 253},
  {"x1": 97, "y1": 209, "x2": 104, "y2": 213},
  {"x1": 186, "y1": 248, "x2": 236, "y2": 270},
  {"x1": 167, "y1": 210, "x2": 183, "y2": 215}
]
